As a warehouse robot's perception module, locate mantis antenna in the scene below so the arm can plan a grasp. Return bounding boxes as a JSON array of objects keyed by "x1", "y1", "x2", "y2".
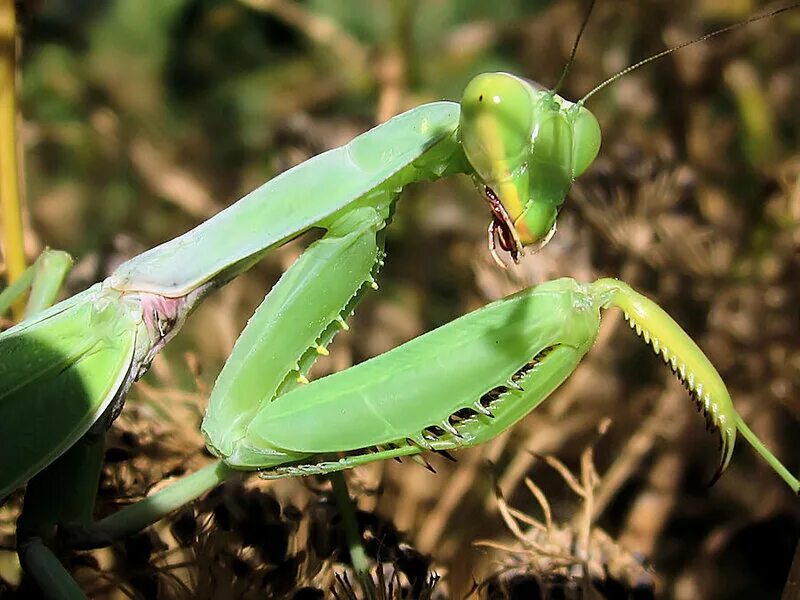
[
  {"x1": 579, "y1": 2, "x2": 800, "y2": 104},
  {"x1": 551, "y1": 0, "x2": 597, "y2": 95}
]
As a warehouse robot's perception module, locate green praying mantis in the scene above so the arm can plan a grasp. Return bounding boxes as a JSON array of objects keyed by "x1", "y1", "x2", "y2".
[{"x1": 2, "y1": 5, "x2": 799, "y2": 598}]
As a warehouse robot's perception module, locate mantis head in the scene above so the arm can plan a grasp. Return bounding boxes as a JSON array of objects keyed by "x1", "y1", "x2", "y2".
[
  {"x1": 457, "y1": 5, "x2": 800, "y2": 266},
  {"x1": 459, "y1": 72, "x2": 600, "y2": 265}
]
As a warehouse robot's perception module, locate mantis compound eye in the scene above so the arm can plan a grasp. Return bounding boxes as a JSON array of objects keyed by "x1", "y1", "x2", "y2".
[
  {"x1": 571, "y1": 105, "x2": 601, "y2": 177},
  {"x1": 459, "y1": 72, "x2": 536, "y2": 184},
  {"x1": 460, "y1": 73, "x2": 538, "y2": 263}
]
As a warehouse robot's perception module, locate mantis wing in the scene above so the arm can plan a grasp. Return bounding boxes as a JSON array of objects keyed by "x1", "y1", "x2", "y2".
[{"x1": 0, "y1": 286, "x2": 139, "y2": 497}]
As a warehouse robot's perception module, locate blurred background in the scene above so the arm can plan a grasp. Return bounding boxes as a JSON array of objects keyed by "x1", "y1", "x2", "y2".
[{"x1": 1, "y1": 0, "x2": 799, "y2": 597}]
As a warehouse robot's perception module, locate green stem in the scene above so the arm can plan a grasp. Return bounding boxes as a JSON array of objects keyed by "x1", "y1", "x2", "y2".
[
  {"x1": 0, "y1": 250, "x2": 72, "y2": 317},
  {"x1": 330, "y1": 472, "x2": 373, "y2": 597},
  {"x1": 23, "y1": 250, "x2": 72, "y2": 319},
  {"x1": 0, "y1": 256, "x2": 32, "y2": 315}
]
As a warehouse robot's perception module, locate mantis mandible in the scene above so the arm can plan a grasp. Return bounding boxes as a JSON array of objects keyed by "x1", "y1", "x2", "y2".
[{"x1": 1, "y1": 4, "x2": 798, "y2": 598}]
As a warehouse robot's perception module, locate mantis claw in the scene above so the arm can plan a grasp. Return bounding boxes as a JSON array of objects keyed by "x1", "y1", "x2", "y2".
[
  {"x1": 408, "y1": 454, "x2": 436, "y2": 472},
  {"x1": 472, "y1": 401, "x2": 494, "y2": 418},
  {"x1": 441, "y1": 420, "x2": 463, "y2": 438},
  {"x1": 707, "y1": 435, "x2": 731, "y2": 487},
  {"x1": 434, "y1": 449, "x2": 457, "y2": 462},
  {"x1": 506, "y1": 379, "x2": 524, "y2": 391},
  {"x1": 591, "y1": 278, "x2": 800, "y2": 492}
]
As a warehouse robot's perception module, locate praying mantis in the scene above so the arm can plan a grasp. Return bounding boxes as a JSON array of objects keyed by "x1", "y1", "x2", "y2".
[{"x1": 1, "y1": 4, "x2": 798, "y2": 598}]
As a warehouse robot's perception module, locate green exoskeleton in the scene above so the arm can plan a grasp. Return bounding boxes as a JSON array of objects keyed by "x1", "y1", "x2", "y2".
[{"x1": 1, "y1": 6, "x2": 798, "y2": 598}]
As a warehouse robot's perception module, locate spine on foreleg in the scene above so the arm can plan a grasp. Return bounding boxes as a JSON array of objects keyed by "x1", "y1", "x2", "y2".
[
  {"x1": 242, "y1": 279, "x2": 603, "y2": 460},
  {"x1": 202, "y1": 205, "x2": 390, "y2": 460},
  {"x1": 591, "y1": 277, "x2": 800, "y2": 493}
]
